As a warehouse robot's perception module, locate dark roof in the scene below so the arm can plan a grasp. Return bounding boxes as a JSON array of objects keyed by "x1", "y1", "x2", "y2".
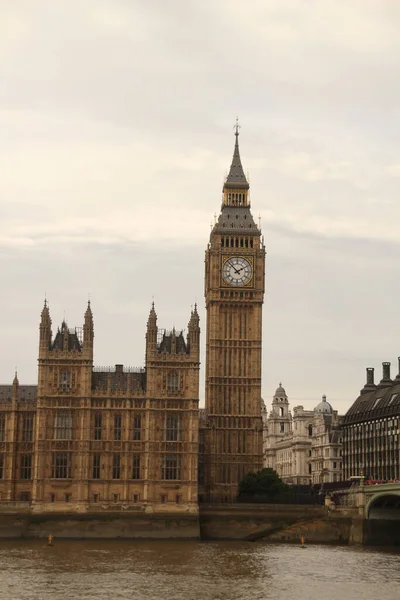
[
  {"x1": 224, "y1": 133, "x2": 249, "y2": 190},
  {"x1": 343, "y1": 378, "x2": 400, "y2": 425},
  {"x1": 158, "y1": 332, "x2": 187, "y2": 354},
  {"x1": 213, "y1": 205, "x2": 260, "y2": 236},
  {"x1": 0, "y1": 385, "x2": 37, "y2": 404},
  {"x1": 92, "y1": 370, "x2": 145, "y2": 393},
  {"x1": 52, "y1": 322, "x2": 82, "y2": 352}
]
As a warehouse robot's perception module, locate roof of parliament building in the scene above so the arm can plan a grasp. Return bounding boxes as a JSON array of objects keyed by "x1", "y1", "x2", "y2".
[{"x1": 343, "y1": 361, "x2": 400, "y2": 425}]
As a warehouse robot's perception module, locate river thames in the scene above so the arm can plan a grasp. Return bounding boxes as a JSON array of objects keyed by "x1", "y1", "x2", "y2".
[{"x1": 0, "y1": 540, "x2": 398, "y2": 600}]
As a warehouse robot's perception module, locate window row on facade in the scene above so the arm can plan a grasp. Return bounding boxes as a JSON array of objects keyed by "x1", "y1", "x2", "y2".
[
  {"x1": 42, "y1": 491, "x2": 183, "y2": 505},
  {"x1": 0, "y1": 453, "x2": 183, "y2": 481},
  {"x1": 44, "y1": 412, "x2": 183, "y2": 442},
  {"x1": 0, "y1": 413, "x2": 34, "y2": 442}
]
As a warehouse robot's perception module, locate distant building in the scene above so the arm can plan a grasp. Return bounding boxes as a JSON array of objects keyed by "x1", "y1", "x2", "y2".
[
  {"x1": 264, "y1": 384, "x2": 343, "y2": 484},
  {"x1": 343, "y1": 361, "x2": 400, "y2": 480}
]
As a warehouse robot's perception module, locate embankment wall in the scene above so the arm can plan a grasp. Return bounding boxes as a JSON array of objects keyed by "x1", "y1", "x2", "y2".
[
  {"x1": 0, "y1": 511, "x2": 200, "y2": 540},
  {"x1": 199, "y1": 504, "x2": 359, "y2": 544}
]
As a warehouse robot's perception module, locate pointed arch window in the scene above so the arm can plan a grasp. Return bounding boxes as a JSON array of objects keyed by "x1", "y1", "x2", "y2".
[
  {"x1": 165, "y1": 413, "x2": 181, "y2": 441},
  {"x1": 53, "y1": 411, "x2": 73, "y2": 440},
  {"x1": 167, "y1": 372, "x2": 179, "y2": 393},
  {"x1": 59, "y1": 370, "x2": 71, "y2": 392}
]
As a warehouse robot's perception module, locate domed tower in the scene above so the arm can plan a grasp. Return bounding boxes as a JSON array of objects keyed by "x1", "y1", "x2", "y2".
[
  {"x1": 269, "y1": 384, "x2": 292, "y2": 435},
  {"x1": 264, "y1": 384, "x2": 292, "y2": 471},
  {"x1": 314, "y1": 394, "x2": 333, "y2": 415}
]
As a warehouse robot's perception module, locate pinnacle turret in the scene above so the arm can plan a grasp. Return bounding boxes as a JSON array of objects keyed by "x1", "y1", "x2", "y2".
[
  {"x1": 147, "y1": 301, "x2": 157, "y2": 327},
  {"x1": 13, "y1": 369, "x2": 19, "y2": 387},
  {"x1": 39, "y1": 298, "x2": 52, "y2": 351},
  {"x1": 12, "y1": 368, "x2": 19, "y2": 403},
  {"x1": 83, "y1": 300, "x2": 94, "y2": 347}
]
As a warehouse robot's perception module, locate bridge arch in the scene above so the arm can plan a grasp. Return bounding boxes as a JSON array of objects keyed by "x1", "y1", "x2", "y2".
[{"x1": 366, "y1": 492, "x2": 400, "y2": 519}]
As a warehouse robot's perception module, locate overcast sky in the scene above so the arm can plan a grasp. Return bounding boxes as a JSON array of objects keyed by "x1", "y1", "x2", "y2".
[{"x1": 1, "y1": 0, "x2": 400, "y2": 414}]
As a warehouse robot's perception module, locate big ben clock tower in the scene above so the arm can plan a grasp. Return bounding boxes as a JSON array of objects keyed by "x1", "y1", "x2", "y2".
[{"x1": 203, "y1": 124, "x2": 265, "y2": 502}]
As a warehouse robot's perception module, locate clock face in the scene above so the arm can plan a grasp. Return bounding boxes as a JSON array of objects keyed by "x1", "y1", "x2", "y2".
[{"x1": 222, "y1": 257, "x2": 253, "y2": 287}]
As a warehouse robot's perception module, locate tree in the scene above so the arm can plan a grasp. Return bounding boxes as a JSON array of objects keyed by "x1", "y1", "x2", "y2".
[{"x1": 238, "y1": 468, "x2": 291, "y2": 501}]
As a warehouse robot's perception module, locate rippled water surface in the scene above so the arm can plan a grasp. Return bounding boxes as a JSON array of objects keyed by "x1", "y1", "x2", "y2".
[{"x1": 0, "y1": 540, "x2": 399, "y2": 600}]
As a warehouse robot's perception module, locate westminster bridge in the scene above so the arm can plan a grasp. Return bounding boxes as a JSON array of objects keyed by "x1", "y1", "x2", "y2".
[{"x1": 330, "y1": 481, "x2": 400, "y2": 520}]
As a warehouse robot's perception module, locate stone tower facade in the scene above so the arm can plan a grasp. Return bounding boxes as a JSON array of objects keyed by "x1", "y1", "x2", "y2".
[
  {"x1": 202, "y1": 128, "x2": 265, "y2": 502},
  {"x1": 264, "y1": 384, "x2": 292, "y2": 471},
  {"x1": 0, "y1": 301, "x2": 200, "y2": 512}
]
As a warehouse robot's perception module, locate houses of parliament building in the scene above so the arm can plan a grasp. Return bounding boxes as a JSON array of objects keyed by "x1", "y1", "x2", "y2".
[{"x1": 0, "y1": 129, "x2": 265, "y2": 511}]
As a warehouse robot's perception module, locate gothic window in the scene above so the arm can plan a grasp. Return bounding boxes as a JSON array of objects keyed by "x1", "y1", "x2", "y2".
[
  {"x1": 53, "y1": 412, "x2": 73, "y2": 440},
  {"x1": 0, "y1": 414, "x2": 5, "y2": 442},
  {"x1": 161, "y1": 454, "x2": 180, "y2": 480},
  {"x1": 20, "y1": 455, "x2": 32, "y2": 480},
  {"x1": 22, "y1": 414, "x2": 34, "y2": 442},
  {"x1": 92, "y1": 454, "x2": 101, "y2": 479},
  {"x1": 237, "y1": 430, "x2": 246, "y2": 453},
  {"x1": 221, "y1": 463, "x2": 231, "y2": 483},
  {"x1": 94, "y1": 413, "x2": 102, "y2": 440},
  {"x1": 165, "y1": 413, "x2": 181, "y2": 442},
  {"x1": 113, "y1": 454, "x2": 121, "y2": 479},
  {"x1": 133, "y1": 415, "x2": 141, "y2": 441},
  {"x1": 52, "y1": 453, "x2": 72, "y2": 478},
  {"x1": 132, "y1": 455, "x2": 140, "y2": 479},
  {"x1": 0, "y1": 454, "x2": 4, "y2": 479},
  {"x1": 59, "y1": 370, "x2": 71, "y2": 392},
  {"x1": 167, "y1": 372, "x2": 179, "y2": 393},
  {"x1": 114, "y1": 414, "x2": 122, "y2": 440}
]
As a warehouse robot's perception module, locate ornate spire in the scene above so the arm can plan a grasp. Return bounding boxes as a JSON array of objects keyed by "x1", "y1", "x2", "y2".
[
  {"x1": 189, "y1": 302, "x2": 200, "y2": 327},
  {"x1": 147, "y1": 301, "x2": 157, "y2": 328},
  {"x1": 224, "y1": 119, "x2": 249, "y2": 191},
  {"x1": 83, "y1": 299, "x2": 94, "y2": 346},
  {"x1": 39, "y1": 298, "x2": 52, "y2": 349},
  {"x1": 84, "y1": 299, "x2": 93, "y2": 321},
  {"x1": 12, "y1": 368, "x2": 19, "y2": 403},
  {"x1": 41, "y1": 298, "x2": 51, "y2": 323}
]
